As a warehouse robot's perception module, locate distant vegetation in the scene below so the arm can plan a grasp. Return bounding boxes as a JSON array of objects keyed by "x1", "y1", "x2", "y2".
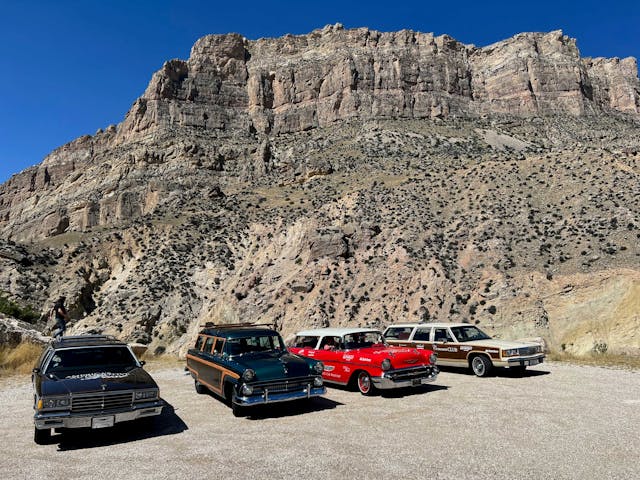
[
  {"x1": 0, "y1": 342, "x2": 43, "y2": 376},
  {"x1": 0, "y1": 293, "x2": 40, "y2": 323}
]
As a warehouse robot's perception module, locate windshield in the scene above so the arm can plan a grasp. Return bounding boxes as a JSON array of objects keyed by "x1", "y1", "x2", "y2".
[
  {"x1": 45, "y1": 346, "x2": 138, "y2": 377},
  {"x1": 226, "y1": 334, "x2": 286, "y2": 356},
  {"x1": 343, "y1": 331, "x2": 385, "y2": 350},
  {"x1": 449, "y1": 326, "x2": 491, "y2": 342}
]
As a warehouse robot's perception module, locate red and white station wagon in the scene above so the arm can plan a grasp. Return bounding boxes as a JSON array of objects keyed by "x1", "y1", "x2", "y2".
[{"x1": 289, "y1": 328, "x2": 439, "y2": 395}]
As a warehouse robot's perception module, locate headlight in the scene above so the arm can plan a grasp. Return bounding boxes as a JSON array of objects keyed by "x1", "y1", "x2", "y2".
[
  {"x1": 242, "y1": 369, "x2": 256, "y2": 382},
  {"x1": 241, "y1": 384, "x2": 254, "y2": 396},
  {"x1": 429, "y1": 353, "x2": 438, "y2": 365},
  {"x1": 134, "y1": 389, "x2": 159, "y2": 401},
  {"x1": 38, "y1": 396, "x2": 71, "y2": 411},
  {"x1": 313, "y1": 377, "x2": 324, "y2": 387},
  {"x1": 381, "y1": 358, "x2": 392, "y2": 371},
  {"x1": 503, "y1": 349, "x2": 519, "y2": 357},
  {"x1": 312, "y1": 362, "x2": 324, "y2": 374}
]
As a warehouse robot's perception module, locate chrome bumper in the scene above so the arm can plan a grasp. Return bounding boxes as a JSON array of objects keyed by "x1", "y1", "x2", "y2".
[
  {"x1": 373, "y1": 366, "x2": 439, "y2": 389},
  {"x1": 502, "y1": 355, "x2": 545, "y2": 368},
  {"x1": 235, "y1": 385, "x2": 326, "y2": 406},
  {"x1": 34, "y1": 400, "x2": 164, "y2": 430}
]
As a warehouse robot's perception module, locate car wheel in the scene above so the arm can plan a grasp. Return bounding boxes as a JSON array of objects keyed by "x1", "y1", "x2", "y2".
[
  {"x1": 34, "y1": 427, "x2": 51, "y2": 445},
  {"x1": 470, "y1": 355, "x2": 492, "y2": 377},
  {"x1": 194, "y1": 380, "x2": 207, "y2": 394},
  {"x1": 356, "y1": 371, "x2": 375, "y2": 395}
]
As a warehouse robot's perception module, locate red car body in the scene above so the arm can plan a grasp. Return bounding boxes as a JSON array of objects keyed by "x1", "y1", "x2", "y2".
[{"x1": 289, "y1": 328, "x2": 439, "y2": 395}]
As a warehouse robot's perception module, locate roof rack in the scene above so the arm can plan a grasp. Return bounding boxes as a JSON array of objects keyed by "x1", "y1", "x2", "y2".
[
  {"x1": 54, "y1": 335, "x2": 119, "y2": 343},
  {"x1": 203, "y1": 322, "x2": 276, "y2": 330}
]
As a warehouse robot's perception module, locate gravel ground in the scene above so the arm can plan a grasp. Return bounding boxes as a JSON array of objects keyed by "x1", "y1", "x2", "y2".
[{"x1": 1, "y1": 361, "x2": 638, "y2": 480}]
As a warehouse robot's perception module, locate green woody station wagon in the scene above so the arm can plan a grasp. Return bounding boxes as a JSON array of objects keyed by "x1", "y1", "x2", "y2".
[{"x1": 186, "y1": 323, "x2": 326, "y2": 416}]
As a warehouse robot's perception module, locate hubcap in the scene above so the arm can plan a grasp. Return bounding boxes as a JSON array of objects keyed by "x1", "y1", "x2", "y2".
[
  {"x1": 473, "y1": 357, "x2": 484, "y2": 375},
  {"x1": 358, "y1": 373, "x2": 370, "y2": 393}
]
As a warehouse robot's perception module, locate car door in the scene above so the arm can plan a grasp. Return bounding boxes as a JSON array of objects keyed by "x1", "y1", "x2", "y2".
[
  {"x1": 308, "y1": 336, "x2": 346, "y2": 383},
  {"x1": 430, "y1": 327, "x2": 462, "y2": 366}
]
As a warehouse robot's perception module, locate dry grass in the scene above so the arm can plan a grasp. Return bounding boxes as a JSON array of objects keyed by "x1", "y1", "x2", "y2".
[
  {"x1": 548, "y1": 350, "x2": 640, "y2": 370},
  {"x1": 138, "y1": 352, "x2": 183, "y2": 371},
  {"x1": 0, "y1": 343, "x2": 43, "y2": 376}
]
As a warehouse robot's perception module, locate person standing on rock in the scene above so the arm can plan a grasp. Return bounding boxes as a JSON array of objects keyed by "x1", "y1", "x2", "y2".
[{"x1": 51, "y1": 296, "x2": 70, "y2": 339}]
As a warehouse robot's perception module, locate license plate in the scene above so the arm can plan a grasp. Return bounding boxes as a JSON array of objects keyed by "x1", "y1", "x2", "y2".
[
  {"x1": 526, "y1": 359, "x2": 540, "y2": 366},
  {"x1": 92, "y1": 416, "x2": 114, "y2": 429}
]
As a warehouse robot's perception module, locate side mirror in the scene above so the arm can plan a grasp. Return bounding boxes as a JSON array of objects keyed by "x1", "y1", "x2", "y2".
[
  {"x1": 32, "y1": 368, "x2": 40, "y2": 374},
  {"x1": 139, "y1": 360, "x2": 146, "y2": 366}
]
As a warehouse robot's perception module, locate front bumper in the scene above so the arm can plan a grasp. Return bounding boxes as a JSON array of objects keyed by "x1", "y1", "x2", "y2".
[
  {"x1": 34, "y1": 400, "x2": 164, "y2": 430},
  {"x1": 373, "y1": 365, "x2": 439, "y2": 389},
  {"x1": 499, "y1": 354, "x2": 545, "y2": 368},
  {"x1": 235, "y1": 384, "x2": 326, "y2": 406}
]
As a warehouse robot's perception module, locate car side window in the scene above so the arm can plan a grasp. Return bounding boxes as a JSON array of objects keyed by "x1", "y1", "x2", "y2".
[
  {"x1": 413, "y1": 328, "x2": 431, "y2": 341},
  {"x1": 194, "y1": 335, "x2": 205, "y2": 350},
  {"x1": 203, "y1": 336, "x2": 215, "y2": 353},
  {"x1": 319, "y1": 336, "x2": 341, "y2": 350},
  {"x1": 293, "y1": 336, "x2": 320, "y2": 349},
  {"x1": 385, "y1": 327, "x2": 413, "y2": 340},
  {"x1": 433, "y1": 328, "x2": 454, "y2": 342},
  {"x1": 213, "y1": 338, "x2": 224, "y2": 354}
]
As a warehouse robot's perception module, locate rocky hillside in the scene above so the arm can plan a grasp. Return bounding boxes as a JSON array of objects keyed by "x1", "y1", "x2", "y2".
[{"x1": 1, "y1": 25, "x2": 639, "y2": 357}]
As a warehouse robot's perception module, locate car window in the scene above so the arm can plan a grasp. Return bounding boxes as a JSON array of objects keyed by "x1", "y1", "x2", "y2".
[
  {"x1": 45, "y1": 346, "x2": 138, "y2": 377},
  {"x1": 194, "y1": 335, "x2": 205, "y2": 351},
  {"x1": 433, "y1": 328, "x2": 455, "y2": 342},
  {"x1": 227, "y1": 334, "x2": 286, "y2": 356},
  {"x1": 344, "y1": 331, "x2": 383, "y2": 349},
  {"x1": 450, "y1": 326, "x2": 491, "y2": 342},
  {"x1": 291, "y1": 335, "x2": 320, "y2": 349},
  {"x1": 213, "y1": 338, "x2": 224, "y2": 354},
  {"x1": 203, "y1": 336, "x2": 215, "y2": 353},
  {"x1": 319, "y1": 336, "x2": 342, "y2": 350},
  {"x1": 413, "y1": 328, "x2": 431, "y2": 341},
  {"x1": 384, "y1": 327, "x2": 413, "y2": 340}
]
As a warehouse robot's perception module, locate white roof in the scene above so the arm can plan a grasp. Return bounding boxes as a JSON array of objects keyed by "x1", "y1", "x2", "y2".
[
  {"x1": 385, "y1": 322, "x2": 474, "y2": 329},
  {"x1": 295, "y1": 327, "x2": 381, "y2": 337}
]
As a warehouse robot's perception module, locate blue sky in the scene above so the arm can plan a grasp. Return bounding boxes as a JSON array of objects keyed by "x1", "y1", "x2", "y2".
[{"x1": 1, "y1": 0, "x2": 638, "y2": 184}]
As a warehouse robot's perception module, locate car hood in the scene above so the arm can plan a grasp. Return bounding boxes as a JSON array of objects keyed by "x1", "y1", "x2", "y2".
[
  {"x1": 40, "y1": 368, "x2": 158, "y2": 396},
  {"x1": 232, "y1": 351, "x2": 313, "y2": 382}
]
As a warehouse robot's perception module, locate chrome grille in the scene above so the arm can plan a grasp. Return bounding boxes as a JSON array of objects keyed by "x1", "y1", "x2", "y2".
[
  {"x1": 71, "y1": 391, "x2": 133, "y2": 413},
  {"x1": 258, "y1": 379, "x2": 311, "y2": 393},
  {"x1": 389, "y1": 366, "x2": 433, "y2": 381},
  {"x1": 519, "y1": 346, "x2": 538, "y2": 356}
]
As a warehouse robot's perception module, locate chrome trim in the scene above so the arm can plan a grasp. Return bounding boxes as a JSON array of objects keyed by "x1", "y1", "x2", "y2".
[
  {"x1": 373, "y1": 365, "x2": 439, "y2": 389},
  {"x1": 34, "y1": 399, "x2": 164, "y2": 429},
  {"x1": 235, "y1": 386, "x2": 326, "y2": 406}
]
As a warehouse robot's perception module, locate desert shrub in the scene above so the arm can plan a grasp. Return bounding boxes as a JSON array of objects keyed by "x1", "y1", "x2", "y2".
[{"x1": 0, "y1": 294, "x2": 40, "y2": 323}]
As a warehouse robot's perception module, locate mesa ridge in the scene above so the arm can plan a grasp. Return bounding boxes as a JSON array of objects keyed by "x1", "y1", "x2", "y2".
[{"x1": 1, "y1": 25, "x2": 639, "y2": 358}]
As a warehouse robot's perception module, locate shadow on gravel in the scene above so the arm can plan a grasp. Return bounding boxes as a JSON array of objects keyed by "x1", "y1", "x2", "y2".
[
  {"x1": 438, "y1": 366, "x2": 551, "y2": 378},
  {"x1": 244, "y1": 397, "x2": 343, "y2": 420},
  {"x1": 379, "y1": 383, "x2": 449, "y2": 399},
  {"x1": 54, "y1": 400, "x2": 187, "y2": 451}
]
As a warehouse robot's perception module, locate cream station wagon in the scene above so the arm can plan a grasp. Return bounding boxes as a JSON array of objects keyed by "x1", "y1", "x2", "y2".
[{"x1": 383, "y1": 322, "x2": 544, "y2": 377}]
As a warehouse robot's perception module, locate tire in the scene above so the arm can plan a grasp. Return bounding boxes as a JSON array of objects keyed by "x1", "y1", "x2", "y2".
[
  {"x1": 470, "y1": 355, "x2": 492, "y2": 377},
  {"x1": 34, "y1": 427, "x2": 51, "y2": 445},
  {"x1": 356, "y1": 371, "x2": 375, "y2": 395},
  {"x1": 194, "y1": 380, "x2": 207, "y2": 394},
  {"x1": 231, "y1": 400, "x2": 245, "y2": 418}
]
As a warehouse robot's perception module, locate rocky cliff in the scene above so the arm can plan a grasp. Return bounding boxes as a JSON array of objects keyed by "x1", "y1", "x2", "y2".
[{"x1": 1, "y1": 26, "x2": 639, "y2": 357}]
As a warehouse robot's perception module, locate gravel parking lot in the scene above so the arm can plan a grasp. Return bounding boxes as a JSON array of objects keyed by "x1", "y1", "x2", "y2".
[{"x1": 1, "y1": 361, "x2": 638, "y2": 480}]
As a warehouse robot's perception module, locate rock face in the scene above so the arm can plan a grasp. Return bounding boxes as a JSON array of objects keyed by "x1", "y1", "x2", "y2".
[{"x1": 0, "y1": 26, "x2": 639, "y2": 358}]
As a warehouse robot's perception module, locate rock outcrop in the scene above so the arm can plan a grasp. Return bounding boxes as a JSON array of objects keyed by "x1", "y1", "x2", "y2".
[{"x1": 0, "y1": 26, "x2": 639, "y2": 358}]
